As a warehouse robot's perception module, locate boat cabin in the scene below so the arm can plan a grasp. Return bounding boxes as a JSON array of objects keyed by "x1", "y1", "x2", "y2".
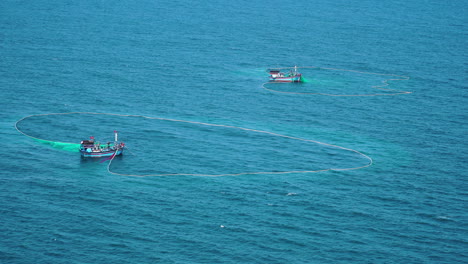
[
  {"x1": 268, "y1": 69, "x2": 283, "y2": 78},
  {"x1": 80, "y1": 140, "x2": 94, "y2": 148}
]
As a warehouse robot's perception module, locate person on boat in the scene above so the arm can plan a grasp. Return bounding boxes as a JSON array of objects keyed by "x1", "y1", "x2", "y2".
[{"x1": 94, "y1": 141, "x2": 101, "y2": 151}]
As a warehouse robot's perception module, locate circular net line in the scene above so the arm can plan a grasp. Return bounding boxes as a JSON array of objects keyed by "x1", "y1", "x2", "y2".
[{"x1": 15, "y1": 112, "x2": 373, "y2": 177}]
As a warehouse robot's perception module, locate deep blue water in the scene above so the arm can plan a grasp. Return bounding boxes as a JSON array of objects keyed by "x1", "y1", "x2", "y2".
[{"x1": 1, "y1": 0, "x2": 467, "y2": 263}]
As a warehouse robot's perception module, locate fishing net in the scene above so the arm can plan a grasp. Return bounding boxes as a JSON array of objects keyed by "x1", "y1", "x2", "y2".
[{"x1": 16, "y1": 112, "x2": 373, "y2": 177}]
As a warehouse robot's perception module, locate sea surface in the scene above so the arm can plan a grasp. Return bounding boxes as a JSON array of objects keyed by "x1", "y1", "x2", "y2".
[{"x1": 1, "y1": 0, "x2": 467, "y2": 263}]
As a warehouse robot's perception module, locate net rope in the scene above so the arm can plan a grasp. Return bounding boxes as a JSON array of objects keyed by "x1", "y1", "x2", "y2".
[{"x1": 15, "y1": 112, "x2": 373, "y2": 177}]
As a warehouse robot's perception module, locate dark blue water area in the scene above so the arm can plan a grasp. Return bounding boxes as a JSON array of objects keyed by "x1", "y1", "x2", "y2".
[{"x1": 1, "y1": 0, "x2": 467, "y2": 263}]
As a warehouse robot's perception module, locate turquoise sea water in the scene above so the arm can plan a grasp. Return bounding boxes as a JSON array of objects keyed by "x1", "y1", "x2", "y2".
[{"x1": 1, "y1": 0, "x2": 467, "y2": 263}]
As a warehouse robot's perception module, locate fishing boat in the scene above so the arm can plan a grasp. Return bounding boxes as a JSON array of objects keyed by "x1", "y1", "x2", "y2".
[
  {"x1": 79, "y1": 131, "x2": 125, "y2": 158},
  {"x1": 268, "y1": 66, "x2": 302, "y2": 82}
]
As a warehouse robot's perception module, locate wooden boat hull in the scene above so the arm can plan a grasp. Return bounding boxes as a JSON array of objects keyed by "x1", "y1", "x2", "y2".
[
  {"x1": 80, "y1": 148, "x2": 123, "y2": 158},
  {"x1": 269, "y1": 74, "x2": 302, "y2": 82}
]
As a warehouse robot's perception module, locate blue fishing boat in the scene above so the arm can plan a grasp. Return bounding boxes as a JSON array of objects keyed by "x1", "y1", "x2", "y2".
[
  {"x1": 268, "y1": 66, "x2": 303, "y2": 82},
  {"x1": 79, "y1": 131, "x2": 125, "y2": 158}
]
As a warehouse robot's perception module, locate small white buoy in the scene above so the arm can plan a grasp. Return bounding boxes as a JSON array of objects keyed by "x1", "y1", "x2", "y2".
[{"x1": 220, "y1": 225, "x2": 225, "y2": 228}]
